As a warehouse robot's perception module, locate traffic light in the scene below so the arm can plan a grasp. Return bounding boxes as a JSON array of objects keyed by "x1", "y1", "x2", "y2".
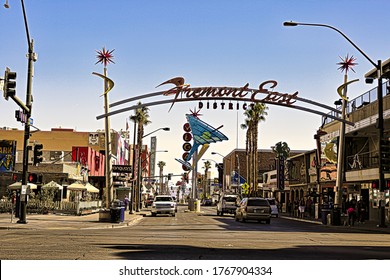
[
  {"x1": 380, "y1": 139, "x2": 390, "y2": 173},
  {"x1": 3, "y1": 67, "x2": 17, "y2": 100},
  {"x1": 182, "y1": 172, "x2": 189, "y2": 183},
  {"x1": 168, "y1": 173, "x2": 172, "y2": 180},
  {"x1": 28, "y1": 173, "x2": 38, "y2": 183},
  {"x1": 33, "y1": 143, "x2": 44, "y2": 165}
]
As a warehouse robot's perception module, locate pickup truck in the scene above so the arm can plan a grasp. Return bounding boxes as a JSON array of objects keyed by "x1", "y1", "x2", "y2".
[{"x1": 151, "y1": 195, "x2": 176, "y2": 217}]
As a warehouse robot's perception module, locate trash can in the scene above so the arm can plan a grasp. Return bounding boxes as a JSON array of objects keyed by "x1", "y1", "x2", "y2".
[
  {"x1": 119, "y1": 206, "x2": 125, "y2": 222},
  {"x1": 331, "y1": 208, "x2": 341, "y2": 226},
  {"x1": 110, "y1": 207, "x2": 121, "y2": 223},
  {"x1": 321, "y1": 208, "x2": 332, "y2": 225},
  {"x1": 110, "y1": 200, "x2": 125, "y2": 223}
]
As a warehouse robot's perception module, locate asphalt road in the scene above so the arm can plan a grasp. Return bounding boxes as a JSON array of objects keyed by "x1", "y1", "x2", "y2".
[{"x1": 1, "y1": 205, "x2": 390, "y2": 260}]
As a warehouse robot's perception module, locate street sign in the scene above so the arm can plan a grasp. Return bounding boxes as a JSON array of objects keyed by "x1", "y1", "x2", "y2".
[{"x1": 112, "y1": 165, "x2": 132, "y2": 173}]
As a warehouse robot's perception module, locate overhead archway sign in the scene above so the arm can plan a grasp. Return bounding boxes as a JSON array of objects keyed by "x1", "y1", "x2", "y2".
[{"x1": 96, "y1": 77, "x2": 354, "y2": 126}]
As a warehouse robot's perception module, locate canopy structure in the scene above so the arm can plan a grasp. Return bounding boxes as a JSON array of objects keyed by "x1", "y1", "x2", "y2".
[
  {"x1": 67, "y1": 182, "x2": 87, "y2": 191},
  {"x1": 8, "y1": 182, "x2": 37, "y2": 190},
  {"x1": 42, "y1": 180, "x2": 63, "y2": 190},
  {"x1": 85, "y1": 183, "x2": 99, "y2": 193}
]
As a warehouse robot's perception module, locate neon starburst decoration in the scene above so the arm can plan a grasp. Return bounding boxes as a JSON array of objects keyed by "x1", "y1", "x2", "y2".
[
  {"x1": 337, "y1": 54, "x2": 358, "y2": 73},
  {"x1": 189, "y1": 107, "x2": 202, "y2": 118},
  {"x1": 95, "y1": 47, "x2": 115, "y2": 67}
]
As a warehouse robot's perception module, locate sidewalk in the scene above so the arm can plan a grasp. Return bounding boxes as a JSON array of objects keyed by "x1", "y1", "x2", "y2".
[
  {"x1": 0, "y1": 209, "x2": 150, "y2": 230},
  {"x1": 280, "y1": 213, "x2": 390, "y2": 234}
]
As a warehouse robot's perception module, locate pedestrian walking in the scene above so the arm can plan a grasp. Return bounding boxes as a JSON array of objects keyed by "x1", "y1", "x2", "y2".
[
  {"x1": 347, "y1": 206, "x2": 356, "y2": 226},
  {"x1": 298, "y1": 199, "x2": 305, "y2": 219},
  {"x1": 294, "y1": 200, "x2": 300, "y2": 217},
  {"x1": 287, "y1": 201, "x2": 292, "y2": 216},
  {"x1": 357, "y1": 199, "x2": 366, "y2": 224},
  {"x1": 124, "y1": 195, "x2": 129, "y2": 210}
]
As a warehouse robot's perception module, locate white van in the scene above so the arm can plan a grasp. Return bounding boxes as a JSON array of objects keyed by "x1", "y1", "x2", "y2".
[{"x1": 217, "y1": 194, "x2": 240, "y2": 216}]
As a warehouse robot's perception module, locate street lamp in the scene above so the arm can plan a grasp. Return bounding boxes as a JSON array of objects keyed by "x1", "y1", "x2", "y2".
[
  {"x1": 284, "y1": 20, "x2": 387, "y2": 227},
  {"x1": 211, "y1": 152, "x2": 233, "y2": 193},
  {"x1": 203, "y1": 158, "x2": 224, "y2": 193},
  {"x1": 4, "y1": 0, "x2": 37, "y2": 224},
  {"x1": 202, "y1": 158, "x2": 219, "y2": 166},
  {"x1": 142, "y1": 127, "x2": 170, "y2": 139}
]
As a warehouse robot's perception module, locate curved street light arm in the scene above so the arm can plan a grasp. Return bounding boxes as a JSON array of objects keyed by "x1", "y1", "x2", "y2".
[
  {"x1": 142, "y1": 127, "x2": 170, "y2": 139},
  {"x1": 283, "y1": 21, "x2": 378, "y2": 69}
]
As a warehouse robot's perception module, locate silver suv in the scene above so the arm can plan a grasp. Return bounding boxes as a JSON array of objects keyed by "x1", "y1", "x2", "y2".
[
  {"x1": 151, "y1": 195, "x2": 176, "y2": 217},
  {"x1": 235, "y1": 197, "x2": 271, "y2": 224},
  {"x1": 216, "y1": 194, "x2": 240, "y2": 216}
]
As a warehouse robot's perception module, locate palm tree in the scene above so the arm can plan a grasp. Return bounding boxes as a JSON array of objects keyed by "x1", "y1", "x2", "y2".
[
  {"x1": 131, "y1": 102, "x2": 151, "y2": 210},
  {"x1": 203, "y1": 160, "x2": 211, "y2": 198},
  {"x1": 157, "y1": 161, "x2": 166, "y2": 194},
  {"x1": 241, "y1": 103, "x2": 268, "y2": 196},
  {"x1": 240, "y1": 118, "x2": 253, "y2": 191},
  {"x1": 272, "y1": 141, "x2": 290, "y2": 192},
  {"x1": 272, "y1": 141, "x2": 290, "y2": 160}
]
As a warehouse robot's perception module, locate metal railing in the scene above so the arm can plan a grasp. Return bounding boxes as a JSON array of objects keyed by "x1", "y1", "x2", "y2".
[
  {"x1": 322, "y1": 80, "x2": 389, "y2": 126},
  {"x1": 345, "y1": 150, "x2": 379, "y2": 171}
]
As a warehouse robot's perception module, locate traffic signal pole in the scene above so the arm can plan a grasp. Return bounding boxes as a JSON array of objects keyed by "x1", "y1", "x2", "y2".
[{"x1": 18, "y1": 0, "x2": 36, "y2": 224}]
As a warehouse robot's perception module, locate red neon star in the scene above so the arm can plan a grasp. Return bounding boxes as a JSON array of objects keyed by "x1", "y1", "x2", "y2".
[
  {"x1": 337, "y1": 54, "x2": 358, "y2": 73},
  {"x1": 189, "y1": 107, "x2": 202, "y2": 118},
  {"x1": 95, "y1": 47, "x2": 115, "y2": 67}
]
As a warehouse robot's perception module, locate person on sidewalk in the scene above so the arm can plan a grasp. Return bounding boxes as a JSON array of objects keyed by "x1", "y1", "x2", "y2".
[
  {"x1": 356, "y1": 199, "x2": 366, "y2": 224},
  {"x1": 298, "y1": 199, "x2": 305, "y2": 219},
  {"x1": 347, "y1": 206, "x2": 356, "y2": 226},
  {"x1": 124, "y1": 195, "x2": 129, "y2": 211}
]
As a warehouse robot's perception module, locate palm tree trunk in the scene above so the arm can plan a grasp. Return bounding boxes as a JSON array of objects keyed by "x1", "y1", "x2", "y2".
[{"x1": 253, "y1": 124, "x2": 258, "y2": 195}]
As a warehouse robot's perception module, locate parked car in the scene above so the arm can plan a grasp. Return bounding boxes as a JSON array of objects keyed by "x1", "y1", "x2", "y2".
[
  {"x1": 266, "y1": 198, "x2": 279, "y2": 217},
  {"x1": 217, "y1": 193, "x2": 240, "y2": 216},
  {"x1": 202, "y1": 198, "x2": 212, "y2": 206},
  {"x1": 151, "y1": 195, "x2": 176, "y2": 217},
  {"x1": 235, "y1": 197, "x2": 271, "y2": 224}
]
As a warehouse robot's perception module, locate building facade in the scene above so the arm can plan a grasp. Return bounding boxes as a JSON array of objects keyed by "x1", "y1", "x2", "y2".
[{"x1": 0, "y1": 127, "x2": 128, "y2": 200}]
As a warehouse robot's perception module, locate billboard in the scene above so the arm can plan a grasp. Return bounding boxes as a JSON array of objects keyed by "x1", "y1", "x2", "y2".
[{"x1": 0, "y1": 140, "x2": 16, "y2": 173}]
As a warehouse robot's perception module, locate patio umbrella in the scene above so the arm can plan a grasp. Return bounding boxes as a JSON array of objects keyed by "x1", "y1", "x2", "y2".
[
  {"x1": 67, "y1": 182, "x2": 87, "y2": 191},
  {"x1": 8, "y1": 182, "x2": 37, "y2": 190},
  {"x1": 85, "y1": 183, "x2": 99, "y2": 193},
  {"x1": 42, "y1": 180, "x2": 63, "y2": 190}
]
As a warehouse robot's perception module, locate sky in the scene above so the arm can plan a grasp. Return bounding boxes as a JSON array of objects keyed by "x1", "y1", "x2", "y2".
[{"x1": 1, "y1": 0, "x2": 389, "y2": 178}]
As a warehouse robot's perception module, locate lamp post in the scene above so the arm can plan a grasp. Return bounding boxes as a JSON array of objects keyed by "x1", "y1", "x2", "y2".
[
  {"x1": 95, "y1": 47, "x2": 115, "y2": 209},
  {"x1": 4, "y1": 0, "x2": 37, "y2": 224},
  {"x1": 284, "y1": 21, "x2": 387, "y2": 227},
  {"x1": 236, "y1": 154, "x2": 241, "y2": 196},
  {"x1": 211, "y1": 152, "x2": 232, "y2": 193}
]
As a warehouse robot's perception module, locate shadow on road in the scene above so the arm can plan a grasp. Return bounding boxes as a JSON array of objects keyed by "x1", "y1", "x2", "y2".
[{"x1": 99, "y1": 243, "x2": 390, "y2": 260}]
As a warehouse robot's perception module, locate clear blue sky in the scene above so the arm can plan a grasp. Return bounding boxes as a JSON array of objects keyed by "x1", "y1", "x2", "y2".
[{"x1": 1, "y1": 0, "x2": 389, "y2": 177}]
